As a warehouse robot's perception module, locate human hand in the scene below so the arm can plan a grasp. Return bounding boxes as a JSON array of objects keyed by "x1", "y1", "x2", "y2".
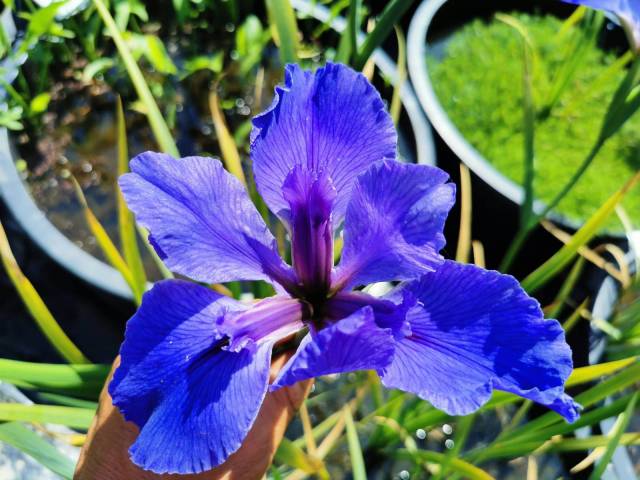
[{"x1": 74, "y1": 353, "x2": 311, "y2": 479}]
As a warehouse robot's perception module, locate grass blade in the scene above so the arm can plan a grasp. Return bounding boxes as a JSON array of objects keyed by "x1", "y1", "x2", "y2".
[
  {"x1": 0, "y1": 422, "x2": 74, "y2": 479},
  {"x1": 71, "y1": 177, "x2": 138, "y2": 300},
  {"x1": 589, "y1": 392, "x2": 639, "y2": 480},
  {"x1": 116, "y1": 97, "x2": 146, "y2": 304},
  {"x1": 389, "y1": 25, "x2": 406, "y2": 125},
  {"x1": 456, "y1": 164, "x2": 472, "y2": 263},
  {"x1": 266, "y1": 0, "x2": 299, "y2": 64},
  {"x1": 0, "y1": 222, "x2": 89, "y2": 364},
  {"x1": 209, "y1": 90, "x2": 247, "y2": 185},
  {"x1": 0, "y1": 359, "x2": 109, "y2": 394},
  {"x1": 566, "y1": 356, "x2": 637, "y2": 387},
  {"x1": 335, "y1": 0, "x2": 361, "y2": 64},
  {"x1": 343, "y1": 406, "x2": 366, "y2": 480},
  {"x1": 274, "y1": 437, "x2": 325, "y2": 475},
  {"x1": 547, "y1": 256, "x2": 586, "y2": 318},
  {"x1": 91, "y1": 0, "x2": 179, "y2": 157},
  {"x1": 353, "y1": 0, "x2": 412, "y2": 71},
  {"x1": 0, "y1": 403, "x2": 95, "y2": 429},
  {"x1": 395, "y1": 449, "x2": 494, "y2": 480},
  {"x1": 522, "y1": 172, "x2": 640, "y2": 293}
]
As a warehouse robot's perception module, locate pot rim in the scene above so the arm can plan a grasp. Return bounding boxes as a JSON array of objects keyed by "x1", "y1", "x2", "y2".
[
  {"x1": 0, "y1": 3, "x2": 435, "y2": 300},
  {"x1": 407, "y1": 0, "x2": 627, "y2": 236}
]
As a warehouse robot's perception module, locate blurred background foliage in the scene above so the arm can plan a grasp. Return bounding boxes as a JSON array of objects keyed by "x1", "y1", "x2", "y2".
[{"x1": 0, "y1": 0, "x2": 637, "y2": 478}]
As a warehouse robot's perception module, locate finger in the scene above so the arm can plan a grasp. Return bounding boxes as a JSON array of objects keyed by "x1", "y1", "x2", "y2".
[{"x1": 74, "y1": 354, "x2": 312, "y2": 480}]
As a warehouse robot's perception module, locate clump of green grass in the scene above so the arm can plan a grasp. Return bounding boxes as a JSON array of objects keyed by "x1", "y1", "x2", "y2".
[{"x1": 428, "y1": 12, "x2": 640, "y2": 233}]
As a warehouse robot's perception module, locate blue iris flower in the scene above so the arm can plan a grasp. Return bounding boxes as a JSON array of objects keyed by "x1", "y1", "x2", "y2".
[
  {"x1": 112, "y1": 63, "x2": 581, "y2": 474},
  {"x1": 563, "y1": 0, "x2": 640, "y2": 51}
]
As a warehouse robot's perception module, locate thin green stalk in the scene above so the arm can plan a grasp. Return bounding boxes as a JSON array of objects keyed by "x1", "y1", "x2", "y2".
[
  {"x1": 548, "y1": 256, "x2": 586, "y2": 318},
  {"x1": 91, "y1": 0, "x2": 179, "y2": 157},
  {"x1": 389, "y1": 25, "x2": 406, "y2": 125},
  {"x1": 335, "y1": 0, "x2": 361, "y2": 64},
  {"x1": 0, "y1": 222, "x2": 89, "y2": 364},
  {"x1": 521, "y1": 36, "x2": 535, "y2": 229},
  {"x1": 353, "y1": 0, "x2": 412, "y2": 71},
  {"x1": 589, "y1": 392, "x2": 639, "y2": 479},
  {"x1": 343, "y1": 406, "x2": 366, "y2": 480},
  {"x1": 116, "y1": 98, "x2": 146, "y2": 303},
  {"x1": 265, "y1": 0, "x2": 299, "y2": 64}
]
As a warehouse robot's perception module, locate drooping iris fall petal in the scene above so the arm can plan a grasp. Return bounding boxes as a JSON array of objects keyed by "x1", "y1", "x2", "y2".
[
  {"x1": 378, "y1": 261, "x2": 581, "y2": 422},
  {"x1": 110, "y1": 280, "x2": 276, "y2": 474},
  {"x1": 271, "y1": 307, "x2": 395, "y2": 389}
]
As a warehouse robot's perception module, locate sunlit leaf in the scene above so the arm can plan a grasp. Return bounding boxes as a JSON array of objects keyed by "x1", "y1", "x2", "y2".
[
  {"x1": 116, "y1": 98, "x2": 146, "y2": 304},
  {"x1": 353, "y1": 0, "x2": 412, "y2": 70},
  {"x1": 0, "y1": 403, "x2": 95, "y2": 429},
  {"x1": 0, "y1": 422, "x2": 74, "y2": 479},
  {"x1": 0, "y1": 222, "x2": 88, "y2": 364},
  {"x1": 265, "y1": 0, "x2": 299, "y2": 64},
  {"x1": 274, "y1": 437, "x2": 324, "y2": 474},
  {"x1": 91, "y1": 0, "x2": 179, "y2": 157},
  {"x1": 72, "y1": 177, "x2": 140, "y2": 302},
  {"x1": 522, "y1": 172, "x2": 640, "y2": 293},
  {"x1": 29, "y1": 92, "x2": 51, "y2": 114},
  {"x1": 343, "y1": 406, "x2": 366, "y2": 480},
  {"x1": 395, "y1": 449, "x2": 494, "y2": 480},
  {"x1": 589, "y1": 392, "x2": 638, "y2": 479},
  {"x1": 0, "y1": 359, "x2": 108, "y2": 396},
  {"x1": 209, "y1": 90, "x2": 246, "y2": 185}
]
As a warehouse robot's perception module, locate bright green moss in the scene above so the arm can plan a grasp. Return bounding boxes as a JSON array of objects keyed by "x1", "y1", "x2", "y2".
[{"x1": 428, "y1": 13, "x2": 640, "y2": 233}]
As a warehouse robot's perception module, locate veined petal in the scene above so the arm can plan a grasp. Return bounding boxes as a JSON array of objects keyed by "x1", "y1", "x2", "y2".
[
  {"x1": 379, "y1": 261, "x2": 581, "y2": 422},
  {"x1": 109, "y1": 280, "x2": 272, "y2": 474},
  {"x1": 325, "y1": 290, "x2": 414, "y2": 339},
  {"x1": 334, "y1": 161, "x2": 455, "y2": 290},
  {"x1": 120, "y1": 152, "x2": 295, "y2": 287},
  {"x1": 283, "y1": 167, "x2": 336, "y2": 293},
  {"x1": 224, "y1": 296, "x2": 309, "y2": 352},
  {"x1": 271, "y1": 307, "x2": 395, "y2": 390},
  {"x1": 251, "y1": 62, "x2": 397, "y2": 225}
]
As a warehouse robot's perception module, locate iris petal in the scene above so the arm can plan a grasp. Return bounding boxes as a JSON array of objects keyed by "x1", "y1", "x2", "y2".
[
  {"x1": 379, "y1": 261, "x2": 581, "y2": 422},
  {"x1": 334, "y1": 161, "x2": 455, "y2": 290},
  {"x1": 120, "y1": 152, "x2": 295, "y2": 287},
  {"x1": 271, "y1": 307, "x2": 395, "y2": 390},
  {"x1": 110, "y1": 280, "x2": 272, "y2": 474},
  {"x1": 251, "y1": 62, "x2": 397, "y2": 225}
]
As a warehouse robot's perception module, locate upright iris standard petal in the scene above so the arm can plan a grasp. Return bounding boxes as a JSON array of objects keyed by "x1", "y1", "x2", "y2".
[
  {"x1": 563, "y1": 0, "x2": 640, "y2": 51},
  {"x1": 379, "y1": 261, "x2": 581, "y2": 422},
  {"x1": 271, "y1": 307, "x2": 395, "y2": 390},
  {"x1": 333, "y1": 161, "x2": 455, "y2": 290},
  {"x1": 110, "y1": 280, "x2": 273, "y2": 474},
  {"x1": 251, "y1": 62, "x2": 397, "y2": 224},
  {"x1": 282, "y1": 167, "x2": 336, "y2": 293},
  {"x1": 119, "y1": 152, "x2": 295, "y2": 287}
]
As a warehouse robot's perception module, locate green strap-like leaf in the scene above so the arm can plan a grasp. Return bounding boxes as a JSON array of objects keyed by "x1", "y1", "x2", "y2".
[
  {"x1": 116, "y1": 98, "x2": 147, "y2": 304},
  {"x1": 0, "y1": 422, "x2": 75, "y2": 479},
  {"x1": 522, "y1": 172, "x2": 640, "y2": 293},
  {"x1": 0, "y1": 404, "x2": 95, "y2": 429},
  {"x1": 343, "y1": 406, "x2": 366, "y2": 480},
  {"x1": 0, "y1": 222, "x2": 89, "y2": 364}
]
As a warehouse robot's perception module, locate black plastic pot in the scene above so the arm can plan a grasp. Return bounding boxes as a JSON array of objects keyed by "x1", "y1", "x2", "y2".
[
  {"x1": 407, "y1": 0, "x2": 629, "y2": 248},
  {"x1": 0, "y1": 2, "x2": 435, "y2": 301}
]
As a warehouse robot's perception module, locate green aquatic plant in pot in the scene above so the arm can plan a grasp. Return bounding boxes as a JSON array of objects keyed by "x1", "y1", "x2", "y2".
[{"x1": 408, "y1": 0, "x2": 640, "y2": 271}]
